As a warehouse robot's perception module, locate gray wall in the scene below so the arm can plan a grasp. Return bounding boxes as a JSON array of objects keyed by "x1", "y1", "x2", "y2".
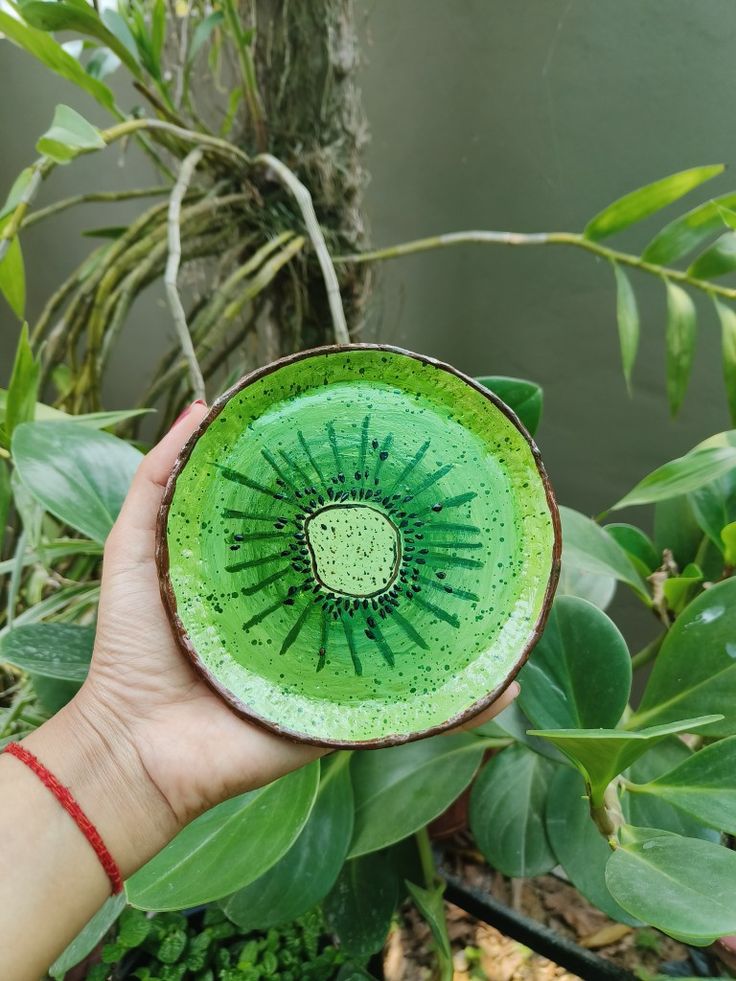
[{"x1": 2, "y1": 0, "x2": 734, "y2": 522}]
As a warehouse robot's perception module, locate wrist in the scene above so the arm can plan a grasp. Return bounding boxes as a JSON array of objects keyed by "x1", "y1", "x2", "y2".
[{"x1": 22, "y1": 688, "x2": 181, "y2": 880}]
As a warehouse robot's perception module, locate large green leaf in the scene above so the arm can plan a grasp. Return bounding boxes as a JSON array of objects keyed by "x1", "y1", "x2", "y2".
[
  {"x1": 643, "y1": 191, "x2": 736, "y2": 265},
  {"x1": 474, "y1": 376, "x2": 543, "y2": 436},
  {"x1": 626, "y1": 736, "x2": 736, "y2": 835},
  {"x1": 48, "y1": 893, "x2": 126, "y2": 980},
  {"x1": 605, "y1": 827, "x2": 736, "y2": 942},
  {"x1": 664, "y1": 282, "x2": 696, "y2": 416},
  {"x1": 348, "y1": 733, "x2": 485, "y2": 858},
  {"x1": 612, "y1": 264, "x2": 639, "y2": 392},
  {"x1": 0, "y1": 388, "x2": 151, "y2": 430},
  {"x1": 1, "y1": 623, "x2": 94, "y2": 681},
  {"x1": 406, "y1": 880, "x2": 452, "y2": 979},
  {"x1": 126, "y1": 762, "x2": 319, "y2": 910},
  {"x1": 605, "y1": 523, "x2": 659, "y2": 577},
  {"x1": 0, "y1": 167, "x2": 34, "y2": 223},
  {"x1": 221, "y1": 754, "x2": 353, "y2": 931},
  {"x1": 529, "y1": 716, "x2": 722, "y2": 806},
  {"x1": 0, "y1": 12, "x2": 114, "y2": 110},
  {"x1": 469, "y1": 743, "x2": 557, "y2": 877},
  {"x1": 36, "y1": 104, "x2": 106, "y2": 164},
  {"x1": 545, "y1": 766, "x2": 640, "y2": 925},
  {"x1": 559, "y1": 506, "x2": 648, "y2": 600},
  {"x1": 630, "y1": 577, "x2": 736, "y2": 736},
  {"x1": 11, "y1": 421, "x2": 142, "y2": 542},
  {"x1": 0, "y1": 234, "x2": 25, "y2": 319},
  {"x1": 613, "y1": 445, "x2": 736, "y2": 510},
  {"x1": 0, "y1": 460, "x2": 10, "y2": 555},
  {"x1": 518, "y1": 596, "x2": 630, "y2": 731},
  {"x1": 31, "y1": 674, "x2": 81, "y2": 713},
  {"x1": 687, "y1": 430, "x2": 736, "y2": 553},
  {"x1": 555, "y1": 561, "x2": 616, "y2": 610},
  {"x1": 487, "y1": 701, "x2": 566, "y2": 764},
  {"x1": 323, "y1": 851, "x2": 398, "y2": 960},
  {"x1": 653, "y1": 495, "x2": 703, "y2": 568},
  {"x1": 2, "y1": 324, "x2": 38, "y2": 446},
  {"x1": 584, "y1": 165, "x2": 724, "y2": 241},
  {"x1": 688, "y1": 231, "x2": 736, "y2": 280},
  {"x1": 715, "y1": 299, "x2": 736, "y2": 425}
]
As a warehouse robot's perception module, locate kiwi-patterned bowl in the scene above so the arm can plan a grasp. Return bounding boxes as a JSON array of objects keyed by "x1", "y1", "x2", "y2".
[{"x1": 156, "y1": 344, "x2": 561, "y2": 747}]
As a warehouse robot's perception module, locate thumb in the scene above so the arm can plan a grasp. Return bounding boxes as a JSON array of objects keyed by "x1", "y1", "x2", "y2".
[{"x1": 107, "y1": 400, "x2": 209, "y2": 566}]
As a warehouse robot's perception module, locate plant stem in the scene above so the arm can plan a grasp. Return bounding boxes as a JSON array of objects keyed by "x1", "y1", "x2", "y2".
[
  {"x1": 335, "y1": 230, "x2": 736, "y2": 302},
  {"x1": 256, "y1": 153, "x2": 350, "y2": 344},
  {"x1": 630, "y1": 633, "x2": 665, "y2": 671},
  {"x1": 0, "y1": 683, "x2": 34, "y2": 739},
  {"x1": 0, "y1": 159, "x2": 53, "y2": 262},
  {"x1": 415, "y1": 825, "x2": 438, "y2": 889},
  {"x1": 222, "y1": 0, "x2": 266, "y2": 150},
  {"x1": 165, "y1": 148, "x2": 207, "y2": 401},
  {"x1": 22, "y1": 187, "x2": 171, "y2": 229}
]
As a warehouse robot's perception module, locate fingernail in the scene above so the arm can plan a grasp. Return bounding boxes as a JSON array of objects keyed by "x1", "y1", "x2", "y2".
[
  {"x1": 172, "y1": 399, "x2": 206, "y2": 428},
  {"x1": 509, "y1": 681, "x2": 521, "y2": 698}
]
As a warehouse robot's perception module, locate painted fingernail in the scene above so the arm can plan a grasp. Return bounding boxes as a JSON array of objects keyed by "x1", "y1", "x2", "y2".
[
  {"x1": 509, "y1": 681, "x2": 521, "y2": 698},
  {"x1": 172, "y1": 399, "x2": 206, "y2": 428}
]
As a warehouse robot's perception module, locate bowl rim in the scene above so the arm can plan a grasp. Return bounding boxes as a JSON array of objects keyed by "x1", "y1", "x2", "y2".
[{"x1": 155, "y1": 342, "x2": 562, "y2": 749}]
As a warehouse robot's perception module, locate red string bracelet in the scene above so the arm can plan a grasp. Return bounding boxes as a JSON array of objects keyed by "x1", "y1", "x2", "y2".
[{"x1": 2, "y1": 741, "x2": 124, "y2": 894}]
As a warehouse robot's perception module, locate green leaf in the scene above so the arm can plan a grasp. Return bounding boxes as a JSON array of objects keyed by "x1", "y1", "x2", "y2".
[
  {"x1": 612, "y1": 264, "x2": 639, "y2": 393},
  {"x1": 36, "y1": 104, "x2": 105, "y2": 164},
  {"x1": 406, "y1": 880, "x2": 452, "y2": 976},
  {"x1": 584, "y1": 165, "x2": 724, "y2": 241},
  {"x1": 625, "y1": 739, "x2": 720, "y2": 842},
  {"x1": 323, "y1": 851, "x2": 398, "y2": 960},
  {"x1": 715, "y1": 299, "x2": 736, "y2": 425},
  {"x1": 3, "y1": 324, "x2": 38, "y2": 443},
  {"x1": 126, "y1": 762, "x2": 319, "y2": 910},
  {"x1": 631, "y1": 577, "x2": 736, "y2": 737},
  {"x1": 188, "y1": 10, "x2": 224, "y2": 63},
  {"x1": 1, "y1": 623, "x2": 94, "y2": 681},
  {"x1": 20, "y1": 1, "x2": 141, "y2": 76},
  {"x1": 688, "y1": 231, "x2": 736, "y2": 279},
  {"x1": 605, "y1": 523, "x2": 659, "y2": 576},
  {"x1": 48, "y1": 893, "x2": 126, "y2": 980},
  {"x1": 653, "y1": 495, "x2": 703, "y2": 568},
  {"x1": 545, "y1": 766, "x2": 640, "y2": 925},
  {"x1": 643, "y1": 191, "x2": 736, "y2": 265},
  {"x1": 559, "y1": 506, "x2": 648, "y2": 600},
  {"x1": 0, "y1": 234, "x2": 25, "y2": 318},
  {"x1": 11, "y1": 421, "x2": 142, "y2": 542},
  {"x1": 0, "y1": 167, "x2": 34, "y2": 223},
  {"x1": 664, "y1": 281, "x2": 696, "y2": 416},
  {"x1": 529, "y1": 716, "x2": 722, "y2": 806},
  {"x1": 470, "y1": 744, "x2": 558, "y2": 877},
  {"x1": 518, "y1": 596, "x2": 631, "y2": 731},
  {"x1": 348, "y1": 733, "x2": 485, "y2": 858},
  {"x1": 555, "y1": 561, "x2": 616, "y2": 610},
  {"x1": 0, "y1": 460, "x2": 10, "y2": 555},
  {"x1": 474, "y1": 376, "x2": 543, "y2": 436},
  {"x1": 31, "y1": 674, "x2": 81, "y2": 713},
  {"x1": 723, "y1": 520, "x2": 736, "y2": 565},
  {"x1": 605, "y1": 827, "x2": 736, "y2": 942},
  {"x1": 222, "y1": 753, "x2": 353, "y2": 931},
  {"x1": 626, "y1": 736, "x2": 736, "y2": 835},
  {"x1": 613, "y1": 445, "x2": 736, "y2": 509},
  {"x1": 0, "y1": 12, "x2": 114, "y2": 110},
  {"x1": 662, "y1": 562, "x2": 703, "y2": 615},
  {"x1": 0, "y1": 389, "x2": 152, "y2": 430}
]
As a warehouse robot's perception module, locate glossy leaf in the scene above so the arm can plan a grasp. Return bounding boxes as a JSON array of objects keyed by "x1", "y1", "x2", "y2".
[
  {"x1": 0, "y1": 234, "x2": 25, "y2": 318},
  {"x1": 0, "y1": 12, "x2": 115, "y2": 110},
  {"x1": 21, "y1": 1, "x2": 141, "y2": 76},
  {"x1": 664, "y1": 281, "x2": 696, "y2": 416},
  {"x1": 126, "y1": 762, "x2": 319, "y2": 910},
  {"x1": 529, "y1": 716, "x2": 722, "y2": 806},
  {"x1": 686, "y1": 429, "x2": 736, "y2": 553},
  {"x1": 653, "y1": 495, "x2": 703, "y2": 568},
  {"x1": 348, "y1": 733, "x2": 485, "y2": 858},
  {"x1": 627, "y1": 736, "x2": 736, "y2": 835},
  {"x1": 488, "y1": 701, "x2": 566, "y2": 764},
  {"x1": 323, "y1": 851, "x2": 398, "y2": 960},
  {"x1": 613, "y1": 445, "x2": 736, "y2": 509},
  {"x1": 688, "y1": 230, "x2": 736, "y2": 279},
  {"x1": 406, "y1": 880, "x2": 452, "y2": 975},
  {"x1": 605, "y1": 523, "x2": 659, "y2": 576},
  {"x1": 0, "y1": 389, "x2": 151, "y2": 430},
  {"x1": 584, "y1": 165, "x2": 724, "y2": 241},
  {"x1": 560, "y1": 506, "x2": 648, "y2": 600},
  {"x1": 605, "y1": 827, "x2": 736, "y2": 942},
  {"x1": 1, "y1": 623, "x2": 94, "y2": 681},
  {"x1": 518, "y1": 596, "x2": 631, "y2": 730},
  {"x1": 612, "y1": 264, "x2": 639, "y2": 392},
  {"x1": 469, "y1": 744, "x2": 558, "y2": 877},
  {"x1": 474, "y1": 375, "x2": 543, "y2": 436},
  {"x1": 715, "y1": 299, "x2": 736, "y2": 425},
  {"x1": 48, "y1": 893, "x2": 126, "y2": 980},
  {"x1": 0, "y1": 167, "x2": 34, "y2": 223},
  {"x1": 555, "y1": 561, "x2": 616, "y2": 610},
  {"x1": 2, "y1": 324, "x2": 38, "y2": 444},
  {"x1": 546, "y1": 766, "x2": 640, "y2": 925},
  {"x1": 36, "y1": 104, "x2": 105, "y2": 164},
  {"x1": 222, "y1": 754, "x2": 353, "y2": 931},
  {"x1": 662, "y1": 562, "x2": 703, "y2": 614},
  {"x1": 631, "y1": 577, "x2": 736, "y2": 737},
  {"x1": 11, "y1": 421, "x2": 142, "y2": 542},
  {"x1": 723, "y1": 521, "x2": 736, "y2": 565},
  {"x1": 643, "y1": 191, "x2": 736, "y2": 265}
]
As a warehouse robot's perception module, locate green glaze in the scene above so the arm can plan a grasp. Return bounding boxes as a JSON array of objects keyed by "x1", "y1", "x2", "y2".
[{"x1": 163, "y1": 347, "x2": 558, "y2": 745}]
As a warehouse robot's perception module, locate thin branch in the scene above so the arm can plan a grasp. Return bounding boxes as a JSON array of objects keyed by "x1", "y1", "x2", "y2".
[
  {"x1": 0, "y1": 159, "x2": 52, "y2": 263},
  {"x1": 334, "y1": 230, "x2": 736, "y2": 302},
  {"x1": 256, "y1": 153, "x2": 350, "y2": 345},
  {"x1": 22, "y1": 186, "x2": 171, "y2": 230},
  {"x1": 165, "y1": 148, "x2": 206, "y2": 401}
]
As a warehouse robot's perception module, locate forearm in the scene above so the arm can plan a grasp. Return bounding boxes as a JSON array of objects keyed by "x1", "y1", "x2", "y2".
[{"x1": 0, "y1": 694, "x2": 179, "y2": 981}]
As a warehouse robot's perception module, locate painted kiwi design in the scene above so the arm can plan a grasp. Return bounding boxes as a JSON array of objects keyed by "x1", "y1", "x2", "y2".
[{"x1": 156, "y1": 345, "x2": 560, "y2": 747}]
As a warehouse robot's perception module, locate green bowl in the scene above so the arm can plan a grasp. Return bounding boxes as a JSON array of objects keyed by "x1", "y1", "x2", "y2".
[{"x1": 156, "y1": 345, "x2": 560, "y2": 747}]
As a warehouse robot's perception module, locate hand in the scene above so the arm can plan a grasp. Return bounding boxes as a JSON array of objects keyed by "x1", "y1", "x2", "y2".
[{"x1": 64, "y1": 402, "x2": 518, "y2": 874}]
